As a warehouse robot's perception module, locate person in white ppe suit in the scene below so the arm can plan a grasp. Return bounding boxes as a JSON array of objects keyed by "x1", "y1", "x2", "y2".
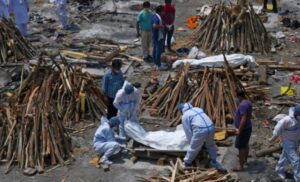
[
  {"x1": 269, "y1": 104, "x2": 300, "y2": 181},
  {"x1": 0, "y1": 0, "x2": 9, "y2": 21},
  {"x1": 178, "y1": 103, "x2": 222, "y2": 169},
  {"x1": 93, "y1": 116, "x2": 122, "y2": 165},
  {"x1": 113, "y1": 81, "x2": 141, "y2": 138}
]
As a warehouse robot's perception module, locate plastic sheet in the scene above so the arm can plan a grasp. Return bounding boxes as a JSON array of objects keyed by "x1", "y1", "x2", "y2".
[
  {"x1": 172, "y1": 54, "x2": 257, "y2": 69},
  {"x1": 125, "y1": 121, "x2": 189, "y2": 150}
]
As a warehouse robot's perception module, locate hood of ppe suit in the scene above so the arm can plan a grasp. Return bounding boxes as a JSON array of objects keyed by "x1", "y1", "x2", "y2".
[
  {"x1": 109, "y1": 116, "x2": 120, "y2": 128},
  {"x1": 294, "y1": 104, "x2": 300, "y2": 116},
  {"x1": 180, "y1": 103, "x2": 193, "y2": 113}
]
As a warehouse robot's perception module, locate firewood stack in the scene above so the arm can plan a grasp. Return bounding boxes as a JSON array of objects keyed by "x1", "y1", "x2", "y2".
[
  {"x1": 142, "y1": 60, "x2": 246, "y2": 127},
  {"x1": 0, "y1": 57, "x2": 107, "y2": 173},
  {"x1": 184, "y1": 3, "x2": 270, "y2": 55},
  {"x1": 0, "y1": 18, "x2": 36, "y2": 64},
  {"x1": 138, "y1": 158, "x2": 235, "y2": 182}
]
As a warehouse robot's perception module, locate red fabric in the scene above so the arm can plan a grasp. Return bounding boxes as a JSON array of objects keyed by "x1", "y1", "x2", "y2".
[{"x1": 162, "y1": 4, "x2": 175, "y2": 25}]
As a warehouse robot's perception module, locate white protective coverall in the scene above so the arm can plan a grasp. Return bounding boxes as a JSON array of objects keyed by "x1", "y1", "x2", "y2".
[
  {"x1": 271, "y1": 107, "x2": 300, "y2": 181},
  {"x1": 180, "y1": 103, "x2": 222, "y2": 168},
  {"x1": 113, "y1": 81, "x2": 141, "y2": 138},
  {"x1": 93, "y1": 117, "x2": 121, "y2": 164}
]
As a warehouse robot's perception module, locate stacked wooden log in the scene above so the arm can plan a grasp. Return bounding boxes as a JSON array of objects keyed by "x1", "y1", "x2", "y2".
[
  {"x1": 143, "y1": 60, "x2": 245, "y2": 127},
  {"x1": 138, "y1": 158, "x2": 235, "y2": 182},
  {"x1": 0, "y1": 57, "x2": 107, "y2": 173},
  {"x1": 184, "y1": 3, "x2": 270, "y2": 55},
  {"x1": 0, "y1": 18, "x2": 36, "y2": 64}
]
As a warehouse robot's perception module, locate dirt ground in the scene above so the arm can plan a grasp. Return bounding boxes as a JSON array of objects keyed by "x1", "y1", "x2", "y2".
[{"x1": 1, "y1": 0, "x2": 300, "y2": 181}]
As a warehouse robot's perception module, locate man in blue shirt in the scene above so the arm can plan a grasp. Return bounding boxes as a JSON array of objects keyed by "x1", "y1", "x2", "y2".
[
  {"x1": 152, "y1": 5, "x2": 168, "y2": 70},
  {"x1": 102, "y1": 59, "x2": 124, "y2": 119},
  {"x1": 136, "y1": 1, "x2": 153, "y2": 63},
  {"x1": 9, "y1": 0, "x2": 29, "y2": 36},
  {"x1": 233, "y1": 89, "x2": 252, "y2": 171}
]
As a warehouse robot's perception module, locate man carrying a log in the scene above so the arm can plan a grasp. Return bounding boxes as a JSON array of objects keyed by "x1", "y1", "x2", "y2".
[
  {"x1": 8, "y1": 0, "x2": 29, "y2": 36},
  {"x1": 233, "y1": 89, "x2": 252, "y2": 171},
  {"x1": 102, "y1": 59, "x2": 124, "y2": 119},
  {"x1": 0, "y1": 0, "x2": 9, "y2": 21},
  {"x1": 93, "y1": 116, "x2": 123, "y2": 165},
  {"x1": 178, "y1": 103, "x2": 223, "y2": 169},
  {"x1": 114, "y1": 81, "x2": 141, "y2": 139},
  {"x1": 269, "y1": 104, "x2": 300, "y2": 181},
  {"x1": 136, "y1": 1, "x2": 153, "y2": 63}
]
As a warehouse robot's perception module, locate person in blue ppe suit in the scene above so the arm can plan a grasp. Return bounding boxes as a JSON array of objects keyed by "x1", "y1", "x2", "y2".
[
  {"x1": 0, "y1": 0, "x2": 9, "y2": 21},
  {"x1": 269, "y1": 104, "x2": 300, "y2": 181},
  {"x1": 113, "y1": 81, "x2": 141, "y2": 138},
  {"x1": 178, "y1": 103, "x2": 222, "y2": 169},
  {"x1": 55, "y1": 0, "x2": 68, "y2": 29},
  {"x1": 93, "y1": 116, "x2": 122, "y2": 165},
  {"x1": 9, "y1": 0, "x2": 29, "y2": 36}
]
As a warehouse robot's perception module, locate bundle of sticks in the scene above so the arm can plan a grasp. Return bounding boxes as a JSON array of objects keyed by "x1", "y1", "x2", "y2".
[
  {"x1": 142, "y1": 57, "x2": 245, "y2": 127},
  {"x1": 184, "y1": 3, "x2": 270, "y2": 55},
  {"x1": 0, "y1": 18, "x2": 36, "y2": 64},
  {"x1": 138, "y1": 158, "x2": 235, "y2": 182},
  {"x1": 0, "y1": 56, "x2": 107, "y2": 173}
]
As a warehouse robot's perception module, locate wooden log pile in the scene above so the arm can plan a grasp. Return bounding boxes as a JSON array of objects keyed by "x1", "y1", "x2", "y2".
[
  {"x1": 0, "y1": 57, "x2": 107, "y2": 173},
  {"x1": 138, "y1": 158, "x2": 235, "y2": 182},
  {"x1": 0, "y1": 18, "x2": 36, "y2": 64},
  {"x1": 184, "y1": 3, "x2": 270, "y2": 55},
  {"x1": 143, "y1": 60, "x2": 245, "y2": 127}
]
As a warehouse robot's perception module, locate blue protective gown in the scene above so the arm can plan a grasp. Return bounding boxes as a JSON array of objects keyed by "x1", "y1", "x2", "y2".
[
  {"x1": 113, "y1": 81, "x2": 141, "y2": 138},
  {"x1": 0, "y1": 0, "x2": 9, "y2": 21},
  {"x1": 271, "y1": 107, "x2": 300, "y2": 181},
  {"x1": 9, "y1": 0, "x2": 29, "y2": 36},
  {"x1": 55, "y1": 0, "x2": 68, "y2": 29},
  {"x1": 181, "y1": 103, "x2": 222, "y2": 169},
  {"x1": 93, "y1": 117, "x2": 121, "y2": 163}
]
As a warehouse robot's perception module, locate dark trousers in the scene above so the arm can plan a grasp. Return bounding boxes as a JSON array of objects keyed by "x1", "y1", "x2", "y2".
[
  {"x1": 152, "y1": 39, "x2": 164, "y2": 67},
  {"x1": 107, "y1": 96, "x2": 118, "y2": 119},
  {"x1": 163, "y1": 25, "x2": 174, "y2": 51},
  {"x1": 263, "y1": 0, "x2": 278, "y2": 12}
]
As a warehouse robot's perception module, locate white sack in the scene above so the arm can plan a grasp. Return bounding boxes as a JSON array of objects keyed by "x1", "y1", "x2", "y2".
[
  {"x1": 172, "y1": 54, "x2": 257, "y2": 69},
  {"x1": 125, "y1": 121, "x2": 189, "y2": 150}
]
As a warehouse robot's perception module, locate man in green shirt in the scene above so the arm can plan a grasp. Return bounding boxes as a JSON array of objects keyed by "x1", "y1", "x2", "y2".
[{"x1": 136, "y1": 1, "x2": 153, "y2": 63}]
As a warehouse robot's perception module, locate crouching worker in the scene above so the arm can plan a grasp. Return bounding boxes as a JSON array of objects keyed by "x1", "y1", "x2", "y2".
[
  {"x1": 114, "y1": 81, "x2": 141, "y2": 138},
  {"x1": 93, "y1": 116, "x2": 122, "y2": 165},
  {"x1": 178, "y1": 103, "x2": 223, "y2": 169},
  {"x1": 269, "y1": 104, "x2": 300, "y2": 181}
]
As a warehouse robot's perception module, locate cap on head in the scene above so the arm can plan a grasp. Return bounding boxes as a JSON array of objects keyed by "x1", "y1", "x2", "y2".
[
  {"x1": 165, "y1": 0, "x2": 172, "y2": 4},
  {"x1": 294, "y1": 104, "x2": 300, "y2": 116},
  {"x1": 125, "y1": 84, "x2": 134, "y2": 95},
  {"x1": 109, "y1": 116, "x2": 120, "y2": 127},
  {"x1": 178, "y1": 103, "x2": 193, "y2": 113}
]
